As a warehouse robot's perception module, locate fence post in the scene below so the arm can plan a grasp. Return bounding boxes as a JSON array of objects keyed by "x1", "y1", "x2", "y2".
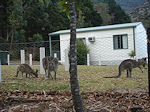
[
  {"x1": 65, "y1": 49, "x2": 69, "y2": 71},
  {"x1": 49, "y1": 36, "x2": 52, "y2": 56},
  {"x1": 87, "y1": 54, "x2": 90, "y2": 66},
  {"x1": 54, "y1": 53, "x2": 57, "y2": 58},
  {"x1": 21, "y1": 50, "x2": 25, "y2": 64},
  {"x1": 0, "y1": 60, "x2": 1, "y2": 83},
  {"x1": 7, "y1": 54, "x2": 10, "y2": 65},
  {"x1": 40, "y1": 47, "x2": 45, "y2": 74},
  {"x1": 29, "y1": 54, "x2": 32, "y2": 66},
  {"x1": 147, "y1": 28, "x2": 150, "y2": 96}
]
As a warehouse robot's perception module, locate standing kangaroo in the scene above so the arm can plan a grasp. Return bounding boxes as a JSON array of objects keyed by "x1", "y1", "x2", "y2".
[
  {"x1": 104, "y1": 58, "x2": 146, "y2": 78},
  {"x1": 42, "y1": 56, "x2": 58, "y2": 80},
  {"x1": 16, "y1": 64, "x2": 38, "y2": 78}
]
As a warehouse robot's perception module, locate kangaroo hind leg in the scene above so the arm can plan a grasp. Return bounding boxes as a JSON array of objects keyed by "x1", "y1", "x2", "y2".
[
  {"x1": 16, "y1": 70, "x2": 19, "y2": 77},
  {"x1": 126, "y1": 70, "x2": 129, "y2": 78}
]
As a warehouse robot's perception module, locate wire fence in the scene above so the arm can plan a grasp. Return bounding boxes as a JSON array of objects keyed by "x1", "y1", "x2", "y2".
[
  {"x1": 0, "y1": 41, "x2": 50, "y2": 65},
  {"x1": 0, "y1": 31, "x2": 148, "y2": 66},
  {"x1": 0, "y1": 31, "x2": 149, "y2": 93},
  {"x1": 58, "y1": 32, "x2": 148, "y2": 66}
]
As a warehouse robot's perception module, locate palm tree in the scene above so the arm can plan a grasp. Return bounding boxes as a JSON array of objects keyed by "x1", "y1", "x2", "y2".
[{"x1": 68, "y1": 0, "x2": 85, "y2": 111}]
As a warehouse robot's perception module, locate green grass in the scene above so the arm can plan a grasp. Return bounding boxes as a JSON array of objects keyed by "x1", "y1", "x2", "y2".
[{"x1": 0, "y1": 65, "x2": 148, "y2": 92}]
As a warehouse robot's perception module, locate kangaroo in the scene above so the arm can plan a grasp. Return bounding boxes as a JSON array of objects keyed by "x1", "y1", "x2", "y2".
[
  {"x1": 42, "y1": 56, "x2": 58, "y2": 80},
  {"x1": 138, "y1": 57, "x2": 147, "y2": 69},
  {"x1": 16, "y1": 64, "x2": 38, "y2": 78},
  {"x1": 104, "y1": 58, "x2": 146, "y2": 78}
]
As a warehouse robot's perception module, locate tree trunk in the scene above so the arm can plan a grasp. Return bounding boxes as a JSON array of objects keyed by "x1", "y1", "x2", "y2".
[
  {"x1": 10, "y1": 28, "x2": 14, "y2": 50},
  {"x1": 69, "y1": 0, "x2": 85, "y2": 111},
  {"x1": 147, "y1": 28, "x2": 150, "y2": 96}
]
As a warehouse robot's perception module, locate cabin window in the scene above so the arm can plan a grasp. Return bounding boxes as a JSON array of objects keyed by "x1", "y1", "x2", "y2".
[{"x1": 113, "y1": 34, "x2": 128, "y2": 49}]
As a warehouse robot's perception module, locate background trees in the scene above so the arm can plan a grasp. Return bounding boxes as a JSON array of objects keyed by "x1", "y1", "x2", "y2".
[
  {"x1": 0, "y1": 0, "x2": 132, "y2": 43},
  {"x1": 0, "y1": 0, "x2": 69, "y2": 43},
  {"x1": 99, "y1": 0, "x2": 131, "y2": 24}
]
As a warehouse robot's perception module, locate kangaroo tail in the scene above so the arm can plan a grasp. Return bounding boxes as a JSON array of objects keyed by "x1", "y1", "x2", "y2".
[{"x1": 104, "y1": 66, "x2": 121, "y2": 78}]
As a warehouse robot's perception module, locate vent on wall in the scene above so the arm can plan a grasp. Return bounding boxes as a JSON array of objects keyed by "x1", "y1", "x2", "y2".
[{"x1": 88, "y1": 37, "x2": 95, "y2": 42}]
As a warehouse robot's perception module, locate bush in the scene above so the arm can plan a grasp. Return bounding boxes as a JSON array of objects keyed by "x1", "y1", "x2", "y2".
[
  {"x1": 77, "y1": 40, "x2": 89, "y2": 65},
  {"x1": 14, "y1": 29, "x2": 26, "y2": 43},
  {"x1": 29, "y1": 33, "x2": 43, "y2": 42},
  {"x1": 34, "y1": 53, "x2": 40, "y2": 61},
  {"x1": 10, "y1": 51, "x2": 20, "y2": 60},
  {"x1": 128, "y1": 50, "x2": 136, "y2": 59}
]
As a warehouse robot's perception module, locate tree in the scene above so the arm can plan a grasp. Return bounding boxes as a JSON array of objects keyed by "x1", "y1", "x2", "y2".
[
  {"x1": 24, "y1": 0, "x2": 69, "y2": 41},
  {"x1": 0, "y1": 0, "x2": 24, "y2": 43},
  {"x1": 69, "y1": 0, "x2": 85, "y2": 111},
  {"x1": 81, "y1": 0, "x2": 103, "y2": 27},
  {"x1": 58, "y1": 0, "x2": 103, "y2": 28},
  {"x1": 0, "y1": 0, "x2": 69, "y2": 43},
  {"x1": 100, "y1": 0, "x2": 131, "y2": 24}
]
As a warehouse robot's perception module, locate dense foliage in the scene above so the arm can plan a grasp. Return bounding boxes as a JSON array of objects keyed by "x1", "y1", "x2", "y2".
[
  {"x1": 81, "y1": 0, "x2": 103, "y2": 27},
  {"x1": 58, "y1": 0, "x2": 103, "y2": 27},
  {"x1": 0, "y1": 0, "x2": 69, "y2": 43},
  {"x1": 100, "y1": 0, "x2": 131, "y2": 24},
  {"x1": 0, "y1": 0, "x2": 131, "y2": 43}
]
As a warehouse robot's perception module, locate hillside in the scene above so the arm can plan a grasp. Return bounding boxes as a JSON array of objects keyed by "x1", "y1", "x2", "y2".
[
  {"x1": 94, "y1": 0, "x2": 147, "y2": 11},
  {"x1": 115, "y1": 0, "x2": 147, "y2": 11},
  {"x1": 127, "y1": 1, "x2": 150, "y2": 28}
]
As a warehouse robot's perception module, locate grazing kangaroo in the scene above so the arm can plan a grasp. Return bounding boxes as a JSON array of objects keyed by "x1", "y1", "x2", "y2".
[
  {"x1": 104, "y1": 58, "x2": 147, "y2": 78},
  {"x1": 42, "y1": 56, "x2": 58, "y2": 80},
  {"x1": 16, "y1": 64, "x2": 38, "y2": 78}
]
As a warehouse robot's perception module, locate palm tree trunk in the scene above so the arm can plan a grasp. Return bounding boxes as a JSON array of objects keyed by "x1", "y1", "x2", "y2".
[{"x1": 69, "y1": 0, "x2": 85, "y2": 111}]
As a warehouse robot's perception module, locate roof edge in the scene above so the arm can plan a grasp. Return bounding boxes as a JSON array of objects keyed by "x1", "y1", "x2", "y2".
[{"x1": 49, "y1": 22, "x2": 142, "y2": 36}]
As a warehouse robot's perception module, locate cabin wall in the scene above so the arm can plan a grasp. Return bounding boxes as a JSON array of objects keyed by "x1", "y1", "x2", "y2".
[
  {"x1": 60, "y1": 28, "x2": 136, "y2": 65},
  {"x1": 135, "y1": 24, "x2": 147, "y2": 59}
]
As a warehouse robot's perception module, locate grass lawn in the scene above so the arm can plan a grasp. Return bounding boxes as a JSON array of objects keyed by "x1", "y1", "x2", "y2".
[{"x1": 0, "y1": 65, "x2": 148, "y2": 92}]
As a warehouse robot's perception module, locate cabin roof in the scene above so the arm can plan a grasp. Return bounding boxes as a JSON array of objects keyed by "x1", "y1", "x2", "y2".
[{"x1": 49, "y1": 22, "x2": 142, "y2": 36}]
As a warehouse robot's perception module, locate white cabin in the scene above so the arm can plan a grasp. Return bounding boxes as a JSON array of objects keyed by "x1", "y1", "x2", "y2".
[{"x1": 49, "y1": 22, "x2": 147, "y2": 65}]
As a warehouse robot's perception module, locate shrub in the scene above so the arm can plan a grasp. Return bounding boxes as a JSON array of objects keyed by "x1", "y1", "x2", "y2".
[
  {"x1": 34, "y1": 53, "x2": 40, "y2": 61},
  {"x1": 128, "y1": 50, "x2": 136, "y2": 59},
  {"x1": 77, "y1": 40, "x2": 89, "y2": 65},
  {"x1": 10, "y1": 51, "x2": 20, "y2": 60},
  {"x1": 29, "y1": 33, "x2": 43, "y2": 42}
]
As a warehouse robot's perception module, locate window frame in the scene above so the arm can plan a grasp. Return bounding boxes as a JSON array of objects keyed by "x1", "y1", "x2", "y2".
[{"x1": 113, "y1": 34, "x2": 128, "y2": 50}]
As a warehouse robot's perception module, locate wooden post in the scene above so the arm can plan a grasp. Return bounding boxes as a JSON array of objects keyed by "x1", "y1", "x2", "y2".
[
  {"x1": 40, "y1": 47, "x2": 45, "y2": 74},
  {"x1": 147, "y1": 28, "x2": 150, "y2": 96},
  {"x1": 21, "y1": 50, "x2": 25, "y2": 64},
  {"x1": 54, "y1": 53, "x2": 57, "y2": 58},
  {"x1": 49, "y1": 36, "x2": 52, "y2": 56},
  {"x1": 65, "y1": 49, "x2": 69, "y2": 71},
  {"x1": 29, "y1": 54, "x2": 32, "y2": 66},
  {"x1": 7, "y1": 54, "x2": 10, "y2": 65},
  {"x1": 87, "y1": 54, "x2": 90, "y2": 66}
]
